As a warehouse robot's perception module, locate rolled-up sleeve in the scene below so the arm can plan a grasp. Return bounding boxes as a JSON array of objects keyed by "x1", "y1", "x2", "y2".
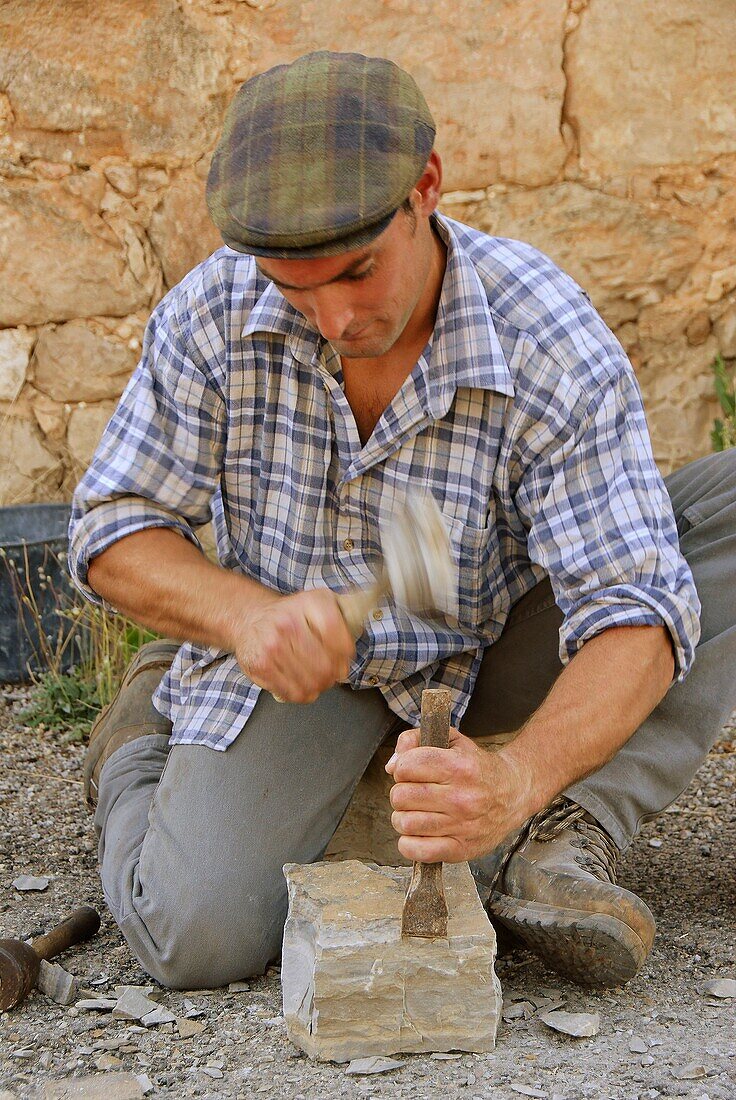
[
  {"x1": 69, "y1": 286, "x2": 226, "y2": 606},
  {"x1": 517, "y1": 367, "x2": 701, "y2": 683}
]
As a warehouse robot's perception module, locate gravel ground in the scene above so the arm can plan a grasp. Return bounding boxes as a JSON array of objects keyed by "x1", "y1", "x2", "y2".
[{"x1": 1, "y1": 689, "x2": 734, "y2": 1100}]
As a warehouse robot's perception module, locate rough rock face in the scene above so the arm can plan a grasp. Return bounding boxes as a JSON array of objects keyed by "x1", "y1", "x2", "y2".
[
  {"x1": 281, "y1": 860, "x2": 501, "y2": 1062},
  {"x1": 1, "y1": 1, "x2": 734, "y2": 503}
]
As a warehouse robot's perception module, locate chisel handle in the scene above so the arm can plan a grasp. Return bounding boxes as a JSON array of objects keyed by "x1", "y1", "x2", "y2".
[{"x1": 401, "y1": 688, "x2": 451, "y2": 938}]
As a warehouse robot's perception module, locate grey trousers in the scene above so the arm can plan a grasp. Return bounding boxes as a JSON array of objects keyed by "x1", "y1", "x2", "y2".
[{"x1": 95, "y1": 450, "x2": 736, "y2": 988}]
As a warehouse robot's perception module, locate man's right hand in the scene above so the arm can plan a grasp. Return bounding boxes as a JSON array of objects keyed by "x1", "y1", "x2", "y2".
[{"x1": 232, "y1": 588, "x2": 356, "y2": 704}]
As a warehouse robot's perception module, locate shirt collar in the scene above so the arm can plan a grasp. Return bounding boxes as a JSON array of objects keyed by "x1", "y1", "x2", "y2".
[{"x1": 240, "y1": 214, "x2": 515, "y2": 407}]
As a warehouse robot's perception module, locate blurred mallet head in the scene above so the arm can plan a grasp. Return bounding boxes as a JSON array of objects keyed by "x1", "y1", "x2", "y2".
[{"x1": 380, "y1": 494, "x2": 456, "y2": 616}]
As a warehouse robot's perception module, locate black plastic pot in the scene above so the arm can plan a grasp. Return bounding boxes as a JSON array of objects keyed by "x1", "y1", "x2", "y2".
[{"x1": 0, "y1": 503, "x2": 82, "y2": 683}]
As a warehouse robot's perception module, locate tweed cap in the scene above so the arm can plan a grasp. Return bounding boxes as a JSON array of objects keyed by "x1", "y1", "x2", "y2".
[{"x1": 206, "y1": 51, "x2": 436, "y2": 258}]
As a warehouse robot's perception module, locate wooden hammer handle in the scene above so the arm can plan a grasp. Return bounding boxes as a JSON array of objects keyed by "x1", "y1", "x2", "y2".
[
  {"x1": 31, "y1": 906, "x2": 101, "y2": 962},
  {"x1": 401, "y1": 688, "x2": 451, "y2": 938}
]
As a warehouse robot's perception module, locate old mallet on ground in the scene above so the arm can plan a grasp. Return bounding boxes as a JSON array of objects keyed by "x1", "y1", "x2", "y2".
[{"x1": 0, "y1": 905, "x2": 100, "y2": 1010}]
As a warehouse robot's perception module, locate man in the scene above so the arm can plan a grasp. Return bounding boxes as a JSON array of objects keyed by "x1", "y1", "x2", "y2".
[{"x1": 69, "y1": 51, "x2": 735, "y2": 991}]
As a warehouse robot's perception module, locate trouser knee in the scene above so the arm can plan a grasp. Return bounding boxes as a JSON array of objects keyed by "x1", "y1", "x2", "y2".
[{"x1": 119, "y1": 890, "x2": 286, "y2": 990}]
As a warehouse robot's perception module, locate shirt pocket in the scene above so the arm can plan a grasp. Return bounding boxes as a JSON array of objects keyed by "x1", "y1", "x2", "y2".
[{"x1": 441, "y1": 513, "x2": 503, "y2": 638}]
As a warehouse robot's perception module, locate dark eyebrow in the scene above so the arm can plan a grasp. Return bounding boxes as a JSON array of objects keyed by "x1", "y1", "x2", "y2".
[{"x1": 257, "y1": 253, "x2": 373, "y2": 291}]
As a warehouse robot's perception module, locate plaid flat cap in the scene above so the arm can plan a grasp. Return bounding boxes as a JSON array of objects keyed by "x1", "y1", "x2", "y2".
[{"x1": 205, "y1": 51, "x2": 436, "y2": 258}]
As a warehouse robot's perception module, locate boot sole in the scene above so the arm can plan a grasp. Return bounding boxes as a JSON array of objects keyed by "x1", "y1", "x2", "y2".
[{"x1": 489, "y1": 890, "x2": 654, "y2": 987}]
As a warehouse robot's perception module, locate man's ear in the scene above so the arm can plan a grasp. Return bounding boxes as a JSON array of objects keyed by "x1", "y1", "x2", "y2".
[{"x1": 411, "y1": 150, "x2": 443, "y2": 218}]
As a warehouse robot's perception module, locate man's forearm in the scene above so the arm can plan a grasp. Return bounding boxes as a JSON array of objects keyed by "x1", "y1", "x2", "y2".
[
  {"x1": 501, "y1": 623, "x2": 676, "y2": 822},
  {"x1": 87, "y1": 527, "x2": 277, "y2": 652}
]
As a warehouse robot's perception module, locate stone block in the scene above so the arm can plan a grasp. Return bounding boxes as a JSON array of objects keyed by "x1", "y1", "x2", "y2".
[
  {"x1": 43, "y1": 1074, "x2": 144, "y2": 1099},
  {"x1": 282, "y1": 860, "x2": 501, "y2": 1062},
  {"x1": 34, "y1": 321, "x2": 137, "y2": 403},
  {"x1": 566, "y1": 0, "x2": 736, "y2": 174},
  {"x1": 149, "y1": 175, "x2": 224, "y2": 290},
  {"x1": 0, "y1": 326, "x2": 34, "y2": 402}
]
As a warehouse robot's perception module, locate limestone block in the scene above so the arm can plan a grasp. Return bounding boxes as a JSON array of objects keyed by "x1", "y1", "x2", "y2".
[
  {"x1": 233, "y1": 0, "x2": 567, "y2": 189},
  {"x1": 0, "y1": 183, "x2": 150, "y2": 325},
  {"x1": 447, "y1": 182, "x2": 702, "y2": 329},
  {"x1": 0, "y1": 0, "x2": 230, "y2": 166},
  {"x1": 0, "y1": 326, "x2": 34, "y2": 402},
  {"x1": 34, "y1": 321, "x2": 137, "y2": 403},
  {"x1": 32, "y1": 392, "x2": 68, "y2": 441},
  {"x1": 567, "y1": 1, "x2": 736, "y2": 175},
  {"x1": 67, "y1": 402, "x2": 117, "y2": 471},
  {"x1": 149, "y1": 176, "x2": 224, "y2": 289},
  {"x1": 282, "y1": 860, "x2": 501, "y2": 1061},
  {"x1": 0, "y1": 418, "x2": 61, "y2": 505}
]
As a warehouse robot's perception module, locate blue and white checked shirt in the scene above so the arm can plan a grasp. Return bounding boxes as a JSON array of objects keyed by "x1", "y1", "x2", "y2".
[{"x1": 69, "y1": 214, "x2": 701, "y2": 750}]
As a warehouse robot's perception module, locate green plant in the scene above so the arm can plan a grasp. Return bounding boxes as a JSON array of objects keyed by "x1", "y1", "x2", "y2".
[
  {"x1": 711, "y1": 354, "x2": 736, "y2": 451},
  {"x1": 3, "y1": 543, "x2": 157, "y2": 742}
]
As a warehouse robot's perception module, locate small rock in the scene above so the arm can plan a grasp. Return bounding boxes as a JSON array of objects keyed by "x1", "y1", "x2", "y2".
[
  {"x1": 140, "y1": 1006, "x2": 177, "y2": 1027},
  {"x1": 133, "y1": 1076, "x2": 154, "y2": 1096},
  {"x1": 629, "y1": 1037, "x2": 649, "y2": 1053},
  {"x1": 228, "y1": 980, "x2": 251, "y2": 992},
  {"x1": 43, "y1": 1074, "x2": 145, "y2": 1099},
  {"x1": 112, "y1": 989, "x2": 160, "y2": 1021},
  {"x1": 503, "y1": 1001, "x2": 534, "y2": 1021},
  {"x1": 696, "y1": 978, "x2": 736, "y2": 999},
  {"x1": 95, "y1": 1053, "x2": 123, "y2": 1070},
  {"x1": 201, "y1": 1067, "x2": 224, "y2": 1079},
  {"x1": 510, "y1": 1087, "x2": 547, "y2": 1098},
  {"x1": 672, "y1": 1063, "x2": 708, "y2": 1080},
  {"x1": 648, "y1": 838, "x2": 663, "y2": 848},
  {"x1": 539, "y1": 1010, "x2": 601, "y2": 1038},
  {"x1": 176, "y1": 1017, "x2": 205, "y2": 1038},
  {"x1": 76, "y1": 998, "x2": 118, "y2": 1011},
  {"x1": 430, "y1": 1053, "x2": 462, "y2": 1059},
  {"x1": 346, "y1": 1056, "x2": 406, "y2": 1075},
  {"x1": 113, "y1": 985, "x2": 157, "y2": 1000},
  {"x1": 12, "y1": 874, "x2": 50, "y2": 891},
  {"x1": 38, "y1": 959, "x2": 78, "y2": 1006}
]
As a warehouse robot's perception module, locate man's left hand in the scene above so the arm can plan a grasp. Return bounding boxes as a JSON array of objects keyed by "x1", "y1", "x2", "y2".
[{"x1": 384, "y1": 726, "x2": 531, "y2": 863}]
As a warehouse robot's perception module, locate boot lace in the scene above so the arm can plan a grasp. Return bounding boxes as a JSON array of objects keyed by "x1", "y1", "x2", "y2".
[{"x1": 520, "y1": 795, "x2": 619, "y2": 883}]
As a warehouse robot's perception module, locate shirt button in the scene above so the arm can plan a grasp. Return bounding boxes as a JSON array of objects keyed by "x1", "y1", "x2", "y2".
[
  {"x1": 342, "y1": 538, "x2": 354, "y2": 552},
  {"x1": 368, "y1": 675, "x2": 379, "y2": 686},
  {"x1": 372, "y1": 609, "x2": 383, "y2": 621}
]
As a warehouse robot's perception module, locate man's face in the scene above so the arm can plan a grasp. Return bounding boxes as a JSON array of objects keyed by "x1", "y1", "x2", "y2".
[{"x1": 256, "y1": 206, "x2": 436, "y2": 360}]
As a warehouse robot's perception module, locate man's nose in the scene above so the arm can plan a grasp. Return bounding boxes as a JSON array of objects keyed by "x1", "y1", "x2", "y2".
[{"x1": 311, "y1": 291, "x2": 356, "y2": 342}]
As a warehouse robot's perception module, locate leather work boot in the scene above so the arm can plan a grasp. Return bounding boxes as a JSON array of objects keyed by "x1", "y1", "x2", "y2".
[
  {"x1": 487, "y1": 796, "x2": 656, "y2": 987},
  {"x1": 83, "y1": 639, "x2": 179, "y2": 809}
]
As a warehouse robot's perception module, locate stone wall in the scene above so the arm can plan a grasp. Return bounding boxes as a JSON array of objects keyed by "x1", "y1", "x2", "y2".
[{"x1": 1, "y1": 0, "x2": 735, "y2": 504}]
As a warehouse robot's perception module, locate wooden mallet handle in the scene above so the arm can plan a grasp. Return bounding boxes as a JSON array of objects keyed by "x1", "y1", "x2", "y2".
[{"x1": 401, "y1": 688, "x2": 451, "y2": 938}]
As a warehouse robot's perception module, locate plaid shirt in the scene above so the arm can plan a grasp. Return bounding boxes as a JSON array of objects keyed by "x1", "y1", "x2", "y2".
[{"x1": 69, "y1": 215, "x2": 701, "y2": 750}]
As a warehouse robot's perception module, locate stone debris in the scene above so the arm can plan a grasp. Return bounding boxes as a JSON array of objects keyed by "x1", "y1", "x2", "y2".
[
  {"x1": 628, "y1": 1036, "x2": 649, "y2": 1053},
  {"x1": 672, "y1": 1062, "x2": 708, "y2": 1080},
  {"x1": 648, "y1": 838, "x2": 663, "y2": 848},
  {"x1": 201, "y1": 1066, "x2": 224, "y2": 1079},
  {"x1": 140, "y1": 1005, "x2": 177, "y2": 1027},
  {"x1": 539, "y1": 1011, "x2": 601, "y2": 1038},
  {"x1": 43, "y1": 1073, "x2": 145, "y2": 1098},
  {"x1": 696, "y1": 978, "x2": 736, "y2": 998},
  {"x1": 111, "y1": 989, "x2": 160, "y2": 1021},
  {"x1": 282, "y1": 860, "x2": 502, "y2": 1061},
  {"x1": 133, "y1": 1076, "x2": 154, "y2": 1096},
  {"x1": 176, "y1": 1017, "x2": 205, "y2": 1038},
  {"x1": 76, "y1": 998, "x2": 118, "y2": 1011},
  {"x1": 228, "y1": 980, "x2": 251, "y2": 992},
  {"x1": 113, "y1": 985, "x2": 158, "y2": 1001},
  {"x1": 95, "y1": 1053, "x2": 123, "y2": 1070},
  {"x1": 430, "y1": 1053, "x2": 462, "y2": 1060},
  {"x1": 510, "y1": 1087, "x2": 547, "y2": 1098},
  {"x1": 503, "y1": 1000, "x2": 535, "y2": 1021},
  {"x1": 38, "y1": 959, "x2": 78, "y2": 1005},
  {"x1": 12, "y1": 874, "x2": 50, "y2": 891},
  {"x1": 345, "y1": 1056, "x2": 406, "y2": 1075}
]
